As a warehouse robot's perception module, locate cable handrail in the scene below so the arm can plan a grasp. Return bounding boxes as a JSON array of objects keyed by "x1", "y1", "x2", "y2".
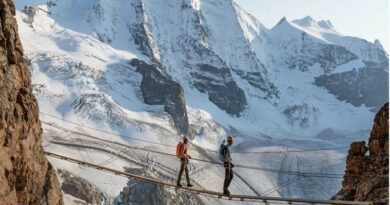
[
  {"x1": 40, "y1": 112, "x2": 177, "y2": 148},
  {"x1": 40, "y1": 112, "x2": 349, "y2": 154},
  {"x1": 43, "y1": 122, "x2": 344, "y2": 177},
  {"x1": 49, "y1": 138, "x2": 346, "y2": 178},
  {"x1": 42, "y1": 122, "x2": 389, "y2": 179}
]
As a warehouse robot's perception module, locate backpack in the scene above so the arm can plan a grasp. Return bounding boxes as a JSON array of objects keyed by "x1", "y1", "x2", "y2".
[
  {"x1": 176, "y1": 142, "x2": 184, "y2": 158},
  {"x1": 219, "y1": 140, "x2": 226, "y2": 161}
]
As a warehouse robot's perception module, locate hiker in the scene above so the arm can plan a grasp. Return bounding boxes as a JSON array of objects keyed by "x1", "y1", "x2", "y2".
[
  {"x1": 221, "y1": 135, "x2": 234, "y2": 195},
  {"x1": 176, "y1": 136, "x2": 193, "y2": 187}
]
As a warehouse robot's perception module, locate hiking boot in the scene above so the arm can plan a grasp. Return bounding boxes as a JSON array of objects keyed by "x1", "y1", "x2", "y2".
[
  {"x1": 187, "y1": 183, "x2": 193, "y2": 187},
  {"x1": 177, "y1": 183, "x2": 183, "y2": 187},
  {"x1": 223, "y1": 189, "x2": 230, "y2": 196}
]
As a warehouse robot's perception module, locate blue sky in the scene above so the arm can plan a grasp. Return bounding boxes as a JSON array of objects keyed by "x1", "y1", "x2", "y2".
[{"x1": 234, "y1": 0, "x2": 389, "y2": 52}]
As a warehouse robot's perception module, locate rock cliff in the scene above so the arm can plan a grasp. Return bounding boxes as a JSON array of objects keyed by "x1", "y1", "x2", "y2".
[
  {"x1": 333, "y1": 103, "x2": 389, "y2": 204},
  {"x1": 315, "y1": 64, "x2": 388, "y2": 111},
  {"x1": 58, "y1": 169, "x2": 103, "y2": 204},
  {"x1": 0, "y1": 0, "x2": 63, "y2": 204},
  {"x1": 130, "y1": 59, "x2": 190, "y2": 135}
]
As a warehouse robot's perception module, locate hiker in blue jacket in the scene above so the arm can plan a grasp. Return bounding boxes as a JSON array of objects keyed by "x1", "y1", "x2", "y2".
[{"x1": 220, "y1": 136, "x2": 234, "y2": 196}]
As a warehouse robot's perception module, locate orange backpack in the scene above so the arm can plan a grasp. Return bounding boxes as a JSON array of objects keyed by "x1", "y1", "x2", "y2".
[{"x1": 176, "y1": 142, "x2": 184, "y2": 158}]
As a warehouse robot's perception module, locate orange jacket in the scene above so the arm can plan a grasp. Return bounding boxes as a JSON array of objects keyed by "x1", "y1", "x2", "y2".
[{"x1": 177, "y1": 142, "x2": 188, "y2": 159}]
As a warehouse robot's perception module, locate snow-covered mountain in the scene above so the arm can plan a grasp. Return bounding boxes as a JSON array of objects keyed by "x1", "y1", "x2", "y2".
[{"x1": 15, "y1": 0, "x2": 388, "y2": 204}]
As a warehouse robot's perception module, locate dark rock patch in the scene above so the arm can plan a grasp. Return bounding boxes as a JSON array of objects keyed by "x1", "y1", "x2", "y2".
[
  {"x1": 130, "y1": 59, "x2": 189, "y2": 135},
  {"x1": 191, "y1": 64, "x2": 247, "y2": 116},
  {"x1": 315, "y1": 63, "x2": 388, "y2": 111},
  {"x1": 58, "y1": 169, "x2": 104, "y2": 204}
]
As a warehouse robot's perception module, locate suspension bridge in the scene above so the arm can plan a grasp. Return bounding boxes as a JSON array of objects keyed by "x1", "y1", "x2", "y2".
[{"x1": 45, "y1": 151, "x2": 372, "y2": 205}]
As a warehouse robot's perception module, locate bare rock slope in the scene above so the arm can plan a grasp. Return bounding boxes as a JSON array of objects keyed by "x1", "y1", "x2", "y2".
[
  {"x1": 0, "y1": 0, "x2": 63, "y2": 204},
  {"x1": 333, "y1": 103, "x2": 389, "y2": 204}
]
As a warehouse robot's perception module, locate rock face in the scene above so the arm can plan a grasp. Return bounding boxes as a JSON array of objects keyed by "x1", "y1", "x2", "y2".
[
  {"x1": 282, "y1": 103, "x2": 320, "y2": 128},
  {"x1": 0, "y1": 0, "x2": 63, "y2": 204},
  {"x1": 269, "y1": 19, "x2": 359, "y2": 73},
  {"x1": 118, "y1": 179, "x2": 175, "y2": 205},
  {"x1": 116, "y1": 168, "x2": 204, "y2": 205},
  {"x1": 315, "y1": 63, "x2": 389, "y2": 111},
  {"x1": 269, "y1": 17, "x2": 388, "y2": 111},
  {"x1": 130, "y1": 59, "x2": 190, "y2": 135},
  {"x1": 192, "y1": 64, "x2": 247, "y2": 116},
  {"x1": 58, "y1": 169, "x2": 104, "y2": 204},
  {"x1": 333, "y1": 103, "x2": 389, "y2": 204},
  {"x1": 286, "y1": 39, "x2": 358, "y2": 73}
]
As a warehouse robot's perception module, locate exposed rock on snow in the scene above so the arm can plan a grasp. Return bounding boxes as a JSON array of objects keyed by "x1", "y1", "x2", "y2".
[
  {"x1": 192, "y1": 64, "x2": 247, "y2": 116},
  {"x1": 268, "y1": 18, "x2": 358, "y2": 72},
  {"x1": 128, "y1": 0, "x2": 158, "y2": 59},
  {"x1": 131, "y1": 59, "x2": 190, "y2": 135},
  {"x1": 283, "y1": 103, "x2": 319, "y2": 128},
  {"x1": 21, "y1": 6, "x2": 36, "y2": 27},
  {"x1": 58, "y1": 169, "x2": 104, "y2": 205},
  {"x1": 116, "y1": 168, "x2": 204, "y2": 205},
  {"x1": 72, "y1": 93, "x2": 131, "y2": 128},
  {"x1": 315, "y1": 63, "x2": 389, "y2": 110}
]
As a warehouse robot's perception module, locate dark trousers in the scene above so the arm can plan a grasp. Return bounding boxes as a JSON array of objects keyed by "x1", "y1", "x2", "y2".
[
  {"x1": 223, "y1": 166, "x2": 233, "y2": 191},
  {"x1": 177, "y1": 159, "x2": 190, "y2": 184}
]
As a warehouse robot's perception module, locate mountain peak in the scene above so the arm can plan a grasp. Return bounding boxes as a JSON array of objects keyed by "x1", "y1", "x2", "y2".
[
  {"x1": 273, "y1": 17, "x2": 291, "y2": 29},
  {"x1": 318, "y1": 20, "x2": 334, "y2": 30},
  {"x1": 276, "y1": 17, "x2": 288, "y2": 25},
  {"x1": 293, "y1": 15, "x2": 316, "y2": 27},
  {"x1": 373, "y1": 39, "x2": 386, "y2": 51},
  {"x1": 292, "y1": 16, "x2": 336, "y2": 33}
]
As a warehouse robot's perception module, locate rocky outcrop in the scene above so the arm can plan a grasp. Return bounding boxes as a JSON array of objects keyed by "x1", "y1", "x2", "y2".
[
  {"x1": 0, "y1": 0, "x2": 63, "y2": 204},
  {"x1": 128, "y1": 0, "x2": 258, "y2": 117},
  {"x1": 233, "y1": 69, "x2": 279, "y2": 98},
  {"x1": 282, "y1": 103, "x2": 319, "y2": 128},
  {"x1": 116, "y1": 168, "x2": 204, "y2": 205},
  {"x1": 129, "y1": 0, "x2": 157, "y2": 59},
  {"x1": 333, "y1": 103, "x2": 389, "y2": 204},
  {"x1": 21, "y1": 6, "x2": 36, "y2": 27},
  {"x1": 173, "y1": 32, "x2": 249, "y2": 116},
  {"x1": 58, "y1": 169, "x2": 104, "y2": 204},
  {"x1": 191, "y1": 64, "x2": 247, "y2": 116},
  {"x1": 72, "y1": 93, "x2": 132, "y2": 128},
  {"x1": 270, "y1": 20, "x2": 359, "y2": 73},
  {"x1": 286, "y1": 41, "x2": 358, "y2": 73},
  {"x1": 315, "y1": 63, "x2": 389, "y2": 111},
  {"x1": 118, "y1": 178, "x2": 175, "y2": 205},
  {"x1": 130, "y1": 59, "x2": 190, "y2": 135}
]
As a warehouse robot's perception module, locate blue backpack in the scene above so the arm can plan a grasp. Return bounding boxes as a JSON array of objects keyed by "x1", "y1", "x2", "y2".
[{"x1": 219, "y1": 140, "x2": 226, "y2": 161}]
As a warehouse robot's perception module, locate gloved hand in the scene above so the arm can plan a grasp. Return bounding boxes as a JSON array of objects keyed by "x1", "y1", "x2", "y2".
[{"x1": 230, "y1": 163, "x2": 234, "y2": 168}]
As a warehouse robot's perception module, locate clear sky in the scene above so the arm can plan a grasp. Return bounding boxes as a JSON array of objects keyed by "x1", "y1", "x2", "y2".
[{"x1": 234, "y1": 0, "x2": 389, "y2": 52}]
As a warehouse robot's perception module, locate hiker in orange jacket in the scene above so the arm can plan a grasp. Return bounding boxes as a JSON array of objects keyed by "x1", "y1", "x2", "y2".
[{"x1": 176, "y1": 136, "x2": 193, "y2": 187}]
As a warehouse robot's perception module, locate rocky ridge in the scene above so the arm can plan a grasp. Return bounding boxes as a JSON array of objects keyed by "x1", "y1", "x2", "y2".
[
  {"x1": 333, "y1": 103, "x2": 389, "y2": 204},
  {"x1": 58, "y1": 169, "x2": 104, "y2": 205},
  {"x1": 0, "y1": 0, "x2": 63, "y2": 204},
  {"x1": 130, "y1": 59, "x2": 190, "y2": 135}
]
